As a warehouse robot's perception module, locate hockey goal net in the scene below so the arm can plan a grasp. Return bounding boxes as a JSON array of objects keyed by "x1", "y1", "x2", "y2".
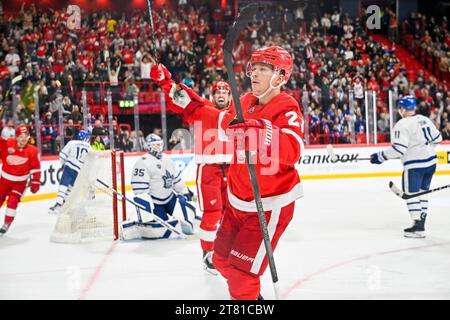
[{"x1": 50, "y1": 150, "x2": 127, "y2": 243}]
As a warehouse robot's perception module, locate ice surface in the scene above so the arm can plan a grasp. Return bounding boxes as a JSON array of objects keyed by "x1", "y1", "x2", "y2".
[{"x1": 1, "y1": 176, "x2": 449, "y2": 300}]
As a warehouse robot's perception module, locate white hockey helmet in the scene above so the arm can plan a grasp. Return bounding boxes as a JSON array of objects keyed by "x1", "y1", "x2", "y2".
[{"x1": 145, "y1": 133, "x2": 164, "y2": 156}]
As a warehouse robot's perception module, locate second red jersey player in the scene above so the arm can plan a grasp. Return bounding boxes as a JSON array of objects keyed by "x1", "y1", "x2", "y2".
[
  {"x1": 194, "y1": 81, "x2": 233, "y2": 274},
  {"x1": 0, "y1": 125, "x2": 41, "y2": 235},
  {"x1": 151, "y1": 46, "x2": 304, "y2": 299}
]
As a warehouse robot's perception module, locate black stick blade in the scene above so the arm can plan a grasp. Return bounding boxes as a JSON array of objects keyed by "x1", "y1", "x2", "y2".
[{"x1": 223, "y1": 2, "x2": 269, "y2": 54}]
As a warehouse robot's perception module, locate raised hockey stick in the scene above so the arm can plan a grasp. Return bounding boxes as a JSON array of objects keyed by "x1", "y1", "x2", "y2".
[
  {"x1": 6, "y1": 75, "x2": 23, "y2": 97},
  {"x1": 2, "y1": 75, "x2": 23, "y2": 121},
  {"x1": 146, "y1": 0, "x2": 159, "y2": 62},
  {"x1": 223, "y1": 2, "x2": 282, "y2": 300},
  {"x1": 389, "y1": 181, "x2": 450, "y2": 200},
  {"x1": 96, "y1": 178, "x2": 187, "y2": 239},
  {"x1": 326, "y1": 144, "x2": 371, "y2": 161}
]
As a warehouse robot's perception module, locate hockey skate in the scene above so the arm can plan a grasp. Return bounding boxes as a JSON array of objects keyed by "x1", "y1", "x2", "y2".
[
  {"x1": 404, "y1": 219, "x2": 425, "y2": 238},
  {"x1": 203, "y1": 251, "x2": 218, "y2": 275},
  {"x1": 0, "y1": 223, "x2": 11, "y2": 236},
  {"x1": 48, "y1": 203, "x2": 63, "y2": 215}
]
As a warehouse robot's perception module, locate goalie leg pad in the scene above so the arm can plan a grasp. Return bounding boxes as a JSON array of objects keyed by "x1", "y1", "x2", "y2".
[
  {"x1": 134, "y1": 195, "x2": 153, "y2": 213},
  {"x1": 177, "y1": 195, "x2": 196, "y2": 235},
  {"x1": 121, "y1": 220, "x2": 141, "y2": 240},
  {"x1": 133, "y1": 194, "x2": 155, "y2": 223},
  {"x1": 140, "y1": 219, "x2": 182, "y2": 240}
]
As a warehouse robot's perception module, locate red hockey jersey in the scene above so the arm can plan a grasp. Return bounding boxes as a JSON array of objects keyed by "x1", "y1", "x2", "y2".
[
  {"x1": 178, "y1": 91, "x2": 305, "y2": 212},
  {"x1": 184, "y1": 100, "x2": 235, "y2": 164},
  {"x1": 0, "y1": 138, "x2": 41, "y2": 183}
]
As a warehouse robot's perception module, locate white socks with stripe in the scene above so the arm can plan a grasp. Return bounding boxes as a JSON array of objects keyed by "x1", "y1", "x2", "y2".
[{"x1": 406, "y1": 193, "x2": 428, "y2": 221}]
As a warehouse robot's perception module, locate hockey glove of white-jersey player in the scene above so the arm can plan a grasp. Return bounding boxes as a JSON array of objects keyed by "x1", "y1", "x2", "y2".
[
  {"x1": 167, "y1": 83, "x2": 205, "y2": 116},
  {"x1": 182, "y1": 188, "x2": 196, "y2": 202},
  {"x1": 370, "y1": 151, "x2": 387, "y2": 164}
]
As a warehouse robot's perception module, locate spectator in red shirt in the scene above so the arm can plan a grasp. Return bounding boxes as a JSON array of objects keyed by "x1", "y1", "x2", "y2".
[
  {"x1": 122, "y1": 45, "x2": 134, "y2": 67},
  {"x1": 0, "y1": 62, "x2": 11, "y2": 81}
]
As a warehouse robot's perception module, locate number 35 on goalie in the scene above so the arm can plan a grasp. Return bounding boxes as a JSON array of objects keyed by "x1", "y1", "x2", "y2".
[{"x1": 122, "y1": 135, "x2": 197, "y2": 240}]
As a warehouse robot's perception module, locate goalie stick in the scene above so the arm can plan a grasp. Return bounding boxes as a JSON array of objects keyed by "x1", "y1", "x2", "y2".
[
  {"x1": 223, "y1": 2, "x2": 282, "y2": 300},
  {"x1": 96, "y1": 178, "x2": 187, "y2": 239},
  {"x1": 389, "y1": 181, "x2": 450, "y2": 200}
]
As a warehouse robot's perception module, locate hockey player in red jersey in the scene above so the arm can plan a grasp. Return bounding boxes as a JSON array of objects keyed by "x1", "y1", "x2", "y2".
[
  {"x1": 151, "y1": 60, "x2": 233, "y2": 274},
  {"x1": 194, "y1": 81, "x2": 233, "y2": 274},
  {"x1": 0, "y1": 125, "x2": 41, "y2": 235},
  {"x1": 151, "y1": 46, "x2": 304, "y2": 299}
]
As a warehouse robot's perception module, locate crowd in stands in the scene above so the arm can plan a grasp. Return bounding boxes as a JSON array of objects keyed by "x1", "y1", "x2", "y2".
[
  {"x1": 402, "y1": 13, "x2": 449, "y2": 82},
  {"x1": 0, "y1": 1, "x2": 448, "y2": 154}
]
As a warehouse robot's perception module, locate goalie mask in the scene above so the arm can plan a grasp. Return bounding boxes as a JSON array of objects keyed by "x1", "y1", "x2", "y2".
[{"x1": 145, "y1": 134, "x2": 164, "y2": 159}]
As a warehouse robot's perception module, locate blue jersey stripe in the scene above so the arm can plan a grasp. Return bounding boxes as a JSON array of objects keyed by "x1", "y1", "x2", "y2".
[
  {"x1": 132, "y1": 187, "x2": 149, "y2": 191},
  {"x1": 392, "y1": 146, "x2": 404, "y2": 155},
  {"x1": 393, "y1": 143, "x2": 407, "y2": 149},
  {"x1": 404, "y1": 155, "x2": 437, "y2": 166},
  {"x1": 151, "y1": 193, "x2": 174, "y2": 202},
  {"x1": 66, "y1": 160, "x2": 81, "y2": 171},
  {"x1": 431, "y1": 134, "x2": 441, "y2": 142}
]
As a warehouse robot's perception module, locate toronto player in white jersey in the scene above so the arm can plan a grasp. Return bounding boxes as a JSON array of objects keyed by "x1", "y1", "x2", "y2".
[
  {"x1": 122, "y1": 134, "x2": 196, "y2": 240},
  {"x1": 370, "y1": 96, "x2": 442, "y2": 238},
  {"x1": 48, "y1": 131, "x2": 92, "y2": 214}
]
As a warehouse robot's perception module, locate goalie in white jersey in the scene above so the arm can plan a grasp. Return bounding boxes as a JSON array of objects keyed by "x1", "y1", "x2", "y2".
[
  {"x1": 48, "y1": 131, "x2": 92, "y2": 214},
  {"x1": 370, "y1": 96, "x2": 442, "y2": 238},
  {"x1": 122, "y1": 134, "x2": 196, "y2": 240}
]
